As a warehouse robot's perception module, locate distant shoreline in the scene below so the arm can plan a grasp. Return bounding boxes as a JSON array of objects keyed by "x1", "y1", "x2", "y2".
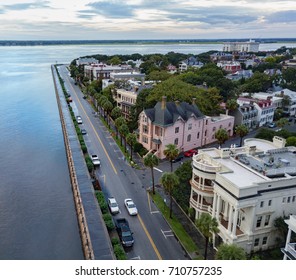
[{"x1": 1, "y1": 38, "x2": 296, "y2": 46}]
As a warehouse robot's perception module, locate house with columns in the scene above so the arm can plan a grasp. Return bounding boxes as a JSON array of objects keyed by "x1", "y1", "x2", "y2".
[
  {"x1": 190, "y1": 136, "x2": 296, "y2": 254},
  {"x1": 138, "y1": 96, "x2": 234, "y2": 159},
  {"x1": 282, "y1": 215, "x2": 296, "y2": 260}
]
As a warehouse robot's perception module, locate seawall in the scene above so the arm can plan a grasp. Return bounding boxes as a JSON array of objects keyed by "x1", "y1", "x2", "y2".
[{"x1": 51, "y1": 65, "x2": 114, "y2": 260}]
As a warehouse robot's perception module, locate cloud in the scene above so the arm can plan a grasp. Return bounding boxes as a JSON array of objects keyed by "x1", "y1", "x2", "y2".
[
  {"x1": 84, "y1": 1, "x2": 136, "y2": 18},
  {"x1": 266, "y1": 10, "x2": 296, "y2": 23},
  {"x1": 3, "y1": 1, "x2": 51, "y2": 11}
]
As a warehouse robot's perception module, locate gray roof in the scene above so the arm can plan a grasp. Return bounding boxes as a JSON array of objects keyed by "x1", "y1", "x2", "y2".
[{"x1": 145, "y1": 100, "x2": 204, "y2": 127}]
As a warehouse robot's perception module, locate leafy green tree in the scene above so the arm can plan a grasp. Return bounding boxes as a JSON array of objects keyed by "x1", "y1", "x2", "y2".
[
  {"x1": 226, "y1": 99, "x2": 238, "y2": 113},
  {"x1": 147, "y1": 70, "x2": 171, "y2": 81},
  {"x1": 216, "y1": 244, "x2": 246, "y2": 260},
  {"x1": 274, "y1": 216, "x2": 289, "y2": 244},
  {"x1": 195, "y1": 213, "x2": 219, "y2": 260},
  {"x1": 144, "y1": 153, "x2": 159, "y2": 195},
  {"x1": 108, "y1": 56, "x2": 121, "y2": 65},
  {"x1": 119, "y1": 123, "x2": 129, "y2": 152},
  {"x1": 276, "y1": 118, "x2": 288, "y2": 129},
  {"x1": 286, "y1": 136, "x2": 296, "y2": 146},
  {"x1": 160, "y1": 172, "x2": 180, "y2": 218},
  {"x1": 215, "y1": 128, "x2": 229, "y2": 147},
  {"x1": 173, "y1": 161, "x2": 193, "y2": 212},
  {"x1": 126, "y1": 133, "x2": 137, "y2": 162},
  {"x1": 111, "y1": 107, "x2": 122, "y2": 121},
  {"x1": 235, "y1": 125, "x2": 249, "y2": 146},
  {"x1": 282, "y1": 68, "x2": 296, "y2": 90},
  {"x1": 164, "y1": 144, "x2": 179, "y2": 172}
]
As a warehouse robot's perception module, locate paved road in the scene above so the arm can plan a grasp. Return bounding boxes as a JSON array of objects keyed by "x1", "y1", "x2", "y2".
[{"x1": 58, "y1": 65, "x2": 188, "y2": 260}]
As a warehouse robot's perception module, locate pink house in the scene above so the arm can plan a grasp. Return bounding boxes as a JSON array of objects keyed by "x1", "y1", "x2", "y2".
[{"x1": 138, "y1": 96, "x2": 234, "y2": 159}]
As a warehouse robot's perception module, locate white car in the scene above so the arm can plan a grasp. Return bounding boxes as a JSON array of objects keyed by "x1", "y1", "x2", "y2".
[
  {"x1": 108, "y1": 197, "x2": 119, "y2": 214},
  {"x1": 91, "y1": 154, "x2": 101, "y2": 166},
  {"x1": 124, "y1": 198, "x2": 138, "y2": 216},
  {"x1": 76, "y1": 116, "x2": 83, "y2": 124}
]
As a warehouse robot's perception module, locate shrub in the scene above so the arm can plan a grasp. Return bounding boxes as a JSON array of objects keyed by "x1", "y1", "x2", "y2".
[
  {"x1": 103, "y1": 213, "x2": 115, "y2": 231},
  {"x1": 188, "y1": 208, "x2": 196, "y2": 222},
  {"x1": 81, "y1": 144, "x2": 87, "y2": 154},
  {"x1": 133, "y1": 142, "x2": 144, "y2": 153},
  {"x1": 111, "y1": 237, "x2": 120, "y2": 246},
  {"x1": 95, "y1": 191, "x2": 108, "y2": 214},
  {"x1": 85, "y1": 155, "x2": 94, "y2": 172},
  {"x1": 113, "y1": 244, "x2": 127, "y2": 260}
]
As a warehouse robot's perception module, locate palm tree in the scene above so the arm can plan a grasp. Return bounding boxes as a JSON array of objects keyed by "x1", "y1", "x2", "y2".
[
  {"x1": 119, "y1": 123, "x2": 129, "y2": 151},
  {"x1": 235, "y1": 124, "x2": 249, "y2": 146},
  {"x1": 97, "y1": 95, "x2": 108, "y2": 116},
  {"x1": 102, "y1": 100, "x2": 113, "y2": 128},
  {"x1": 111, "y1": 107, "x2": 122, "y2": 122},
  {"x1": 164, "y1": 144, "x2": 179, "y2": 172},
  {"x1": 276, "y1": 118, "x2": 288, "y2": 130},
  {"x1": 126, "y1": 133, "x2": 137, "y2": 161},
  {"x1": 144, "y1": 153, "x2": 159, "y2": 195},
  {"x1": 215, "y1": 128, "x2": 229, "y2": 148},
  {"x1": 114, "y1": 117, "x2": 126, "y2": 139},
  {"x1": 160, "y1": 172, "x2": 179, "y2": 218},
  {"x1": 216, "y1": 244, "x2": 246, "y2": 260},
  {"x1": 195, "y1": 213, "x2": 219, "y2": 260}
]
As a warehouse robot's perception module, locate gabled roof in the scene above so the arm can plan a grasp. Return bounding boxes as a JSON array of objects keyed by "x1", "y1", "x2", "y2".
[{"x1": 144, "y1": 100, "x2": 204, "y2": 127}]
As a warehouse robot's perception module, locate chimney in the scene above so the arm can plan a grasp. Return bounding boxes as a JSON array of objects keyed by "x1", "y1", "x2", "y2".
[{"x1": 161, "y1": 96, "x2": 167, "y2": 109}]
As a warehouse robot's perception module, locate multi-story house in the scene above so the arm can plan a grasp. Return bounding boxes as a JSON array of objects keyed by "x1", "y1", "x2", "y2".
[
  {"x1": 230, "y1": 102, "x2": 258, "y2": 129},
  {"x1": 226, "y1": 69, "x2": 253, "y2": 81},
  {"x1": 274, "y1": 89, "x2": 296, "y2": 116},
  {"x1": 282, "y1": 215, "x2": 296, "y2": 260},
  {"x1": 216, "y1": 61, "x2": 241, "y2": 73},
  {"x1": 84, "y1": 63, "x2": 133, "y2": 81},
  {"x1": 138, "y1": 97, "x2": 234, "y2": 159},
  {"x1": 223, "y1": 40, "x2": 260, "y2": 53},
  {"x1": 237, "y1": 97, "x2": 275, "y2": 126},
  {"x1": 179, "y1": 56, "x2": 204, "y2": 72},
  {"x1": 190, "y1": 136, "x2": 296, "y2": 254}
]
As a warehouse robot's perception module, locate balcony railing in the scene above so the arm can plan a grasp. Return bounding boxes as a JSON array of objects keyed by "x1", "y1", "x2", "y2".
[
  {"x1": 191, "y1": 179, "x2": 214, "y2": 193},
  {"x1": 193, "y1": 159, "x2": 221, "y2": 173},
  {"x1": 285, "y1": 243, "x2": 296, "y2": 259}
]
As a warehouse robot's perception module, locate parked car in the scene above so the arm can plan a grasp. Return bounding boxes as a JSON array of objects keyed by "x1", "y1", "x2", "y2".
[
  {"x1": 91, "y1": 154, "x2": 101, "y2": 166},
  {"x1": 107, "y1": 197, "x2": 119, "y2": 214},
  {"x1": 268, "y1": 122, "x2": 276, "y2": 128},
  {"x1": 124, "y1": 198, "x2": 138, "y2": 216},
  {"x1": 80, "y1": 128, "x2": 87, "y2": 135},
  {"x1": 172, "y1": 153, "x2": 184, "y2": 163},
  {"x1": 184, "y1": 149, "x2": 198, "y2": 157},
  {"x1": 76, "y1": 116, "x2": 83, "y2": 124},
  {"x1": 115, "y1": 218, "x2": 134, "y2": 247}
]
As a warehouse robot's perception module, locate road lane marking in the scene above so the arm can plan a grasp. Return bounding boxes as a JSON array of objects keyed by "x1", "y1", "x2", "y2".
[
  {"x1": 161, "y1": 229, "x2": 174, "y2": 239},
  {"x1": 153, "y1": 167, "x2": 163, "y2": 173},
  {"x1": 68, "y1": 80, "x2": 117, "y2": 175},
  {"x1": 138, "y1": 214, "x2": 162, "y2": 260}
]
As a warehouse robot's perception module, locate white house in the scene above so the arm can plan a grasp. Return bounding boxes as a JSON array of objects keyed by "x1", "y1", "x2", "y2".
[{"x1": 190, "y1": 136, "x2": 296, "y2": 254}]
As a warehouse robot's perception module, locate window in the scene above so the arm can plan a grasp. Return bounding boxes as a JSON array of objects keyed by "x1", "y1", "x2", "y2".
[
  {"x1": 287, "y1": 197, "x2": 291, "y2": 203},
  {"x1": 228, "y1": 122, "x2": 232, "y2": 127},
  {"x1": 256, "y1": 216, "x2": 262, "y2": 228},
  {"x1": 188, "y1": 123, "x2": 192, "y2": 130},
  {"x1": 213, "y1": 127, "x2": 216, "y2": 132},
  {"x1": 293, "y1": 196, "x2": 295, "y2": 203},
  {"x1": 175, "y1": 127, "x2": 179, "y2": 133},
  {"x1": 268, "y1": 200, "x2": 272, "y2": 206},
  {"x1": 282, "y1": 197, "x2": 286, "y2": 203},
  {"x1": 174, "y1": 138, "x2": 178, "y2": 145},
  {"x1": 187, "y1": 134, "x2": 191, "y2": 142},
  {"x1": 254, "y1": 238, "x2": 259, "y2": 247},
  {"x1": 260, "y1": 201, "x2": 264, "y2": 208},
  {"x1": 142, "y1": 136, "x2": 148, "y2": 144},
  {"x1": 262, "y1": 236, "x2": 268, "y2": 245},
  {"x1": 142, "y1": 125, "x2": 148, "y2": 134},
  {"x1": 197, "y1": 132, "x2": 200, "y2": 139},
  {"x1": 264, "y1": 215, "x2": 270, "y2": 226}
]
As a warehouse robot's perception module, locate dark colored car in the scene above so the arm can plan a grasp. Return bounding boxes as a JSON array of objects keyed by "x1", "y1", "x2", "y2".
[
  {"x1": 172, "y1": 153, "x2": 184, "y2": 163},
  {"x1": 80, "y1": 129, "x2": 87, "y2": 135}
]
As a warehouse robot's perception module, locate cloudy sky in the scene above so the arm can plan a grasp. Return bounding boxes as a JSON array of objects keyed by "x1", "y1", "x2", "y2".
[{"x1": 0, "y1": 0, "x2": 295, "y2": 40}]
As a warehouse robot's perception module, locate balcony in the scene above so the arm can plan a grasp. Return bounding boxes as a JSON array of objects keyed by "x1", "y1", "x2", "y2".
[
  {"x1": 190, "y1": 197, "x2": 212, "y2": 213},
  {"x1": 282, "y1": 243, "x2": 296, "y2": 260},
  {"x1": 190, "y1": 179, "x2": 214, "y2": 194},
  {"x1": 193, "y1": 158, "x2": 221, "y2": 173}
]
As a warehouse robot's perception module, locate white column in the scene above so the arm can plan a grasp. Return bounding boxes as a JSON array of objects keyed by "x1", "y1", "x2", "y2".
[
  {"x1": 216, "y1": 195, "x2": 221, "y2": 220},
  {"x1": 232, "y1": 208, "x2": 239, "y2": 236},
  {"x1": 212, "y1": 193, "x2": 217, "y2": 218},
  {"x1": 228, "y1": 205, "x2": 233, "y2": 232}
]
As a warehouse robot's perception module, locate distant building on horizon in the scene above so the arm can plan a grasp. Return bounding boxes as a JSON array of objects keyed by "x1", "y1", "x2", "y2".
[{"x1": 223, "y1": 39, "x2": 260, "y2": 53}]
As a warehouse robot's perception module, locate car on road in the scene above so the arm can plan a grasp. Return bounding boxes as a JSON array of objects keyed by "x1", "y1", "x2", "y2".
[
  {"x1": 172, "y1": 153, "x2": 184, "y2": 163},
  {"x1": 124, "y1": 198, "x2": 138, "y2": 216},
  {"x1": 267, "y1": 122, "x2": 276, "y2": 128},
  {"x1": 76, "y1": 116, "x2": 83, "y2": 124},
  {"x1": 184, "y1": 149, "x2": 198, "y2": 157},
  {"x1": 107, "y1": 197, "x2": 119, "y2": 214},
  {"x1": 91, "y1": 154, "x2": 101, "y2": 167},
  {"x1": 80, "y1": 128, "x2": 87, "y2": 135}
]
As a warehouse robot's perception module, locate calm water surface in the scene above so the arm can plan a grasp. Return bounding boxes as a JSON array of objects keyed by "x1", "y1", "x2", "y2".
[{"x1": 0, "y1": 42, "x2": 295, "y2": 259}]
